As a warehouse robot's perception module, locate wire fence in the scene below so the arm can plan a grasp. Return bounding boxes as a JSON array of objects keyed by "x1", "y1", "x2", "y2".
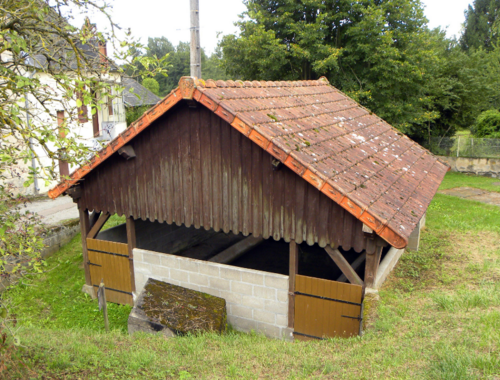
[{"x1": 425, "y1": 137, "x2": 500, "y2": 159}]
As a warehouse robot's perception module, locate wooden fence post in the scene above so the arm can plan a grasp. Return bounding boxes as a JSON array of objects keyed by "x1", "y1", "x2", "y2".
[
  {"x1": 126, "y1": 216, "x2": 137, "y2": 293},
  {"x1": 288, "y1": 240, "x2": 299, "y2": 329}
]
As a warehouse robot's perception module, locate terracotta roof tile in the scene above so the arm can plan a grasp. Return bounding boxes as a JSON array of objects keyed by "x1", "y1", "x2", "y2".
[{"x1": 48, "y1": 76, "x2": 448, "y2": 248}]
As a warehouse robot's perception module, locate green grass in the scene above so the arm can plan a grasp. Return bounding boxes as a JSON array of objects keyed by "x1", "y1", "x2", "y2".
[
  {"x1": 439, "y1": 171, "x2": 500, "y2": 193},
  {"x1": 2, "y1": 172, "x2": 500, "y2": 379}
]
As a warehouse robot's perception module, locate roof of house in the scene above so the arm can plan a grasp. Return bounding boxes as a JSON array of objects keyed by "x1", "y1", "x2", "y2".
[
  {"x1": 122, "y1": 77, "x2": 162, "y2": 107},
  {"x1": 49, "y1": 76, "x2": 449, "y2": 249}
]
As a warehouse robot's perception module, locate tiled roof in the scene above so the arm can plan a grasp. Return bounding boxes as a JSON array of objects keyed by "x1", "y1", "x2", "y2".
[
  {"x1": 122, "y1": 77, "x2": 162, "y2": 107},
  {"x1": 49, "y1": 77, "x2": 449, "y2": 249}
]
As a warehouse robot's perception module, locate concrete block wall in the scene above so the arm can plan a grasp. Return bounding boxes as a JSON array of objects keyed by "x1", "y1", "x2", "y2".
[{"x1": 134, "y1": 248, "x2": 291, "y2": 340}]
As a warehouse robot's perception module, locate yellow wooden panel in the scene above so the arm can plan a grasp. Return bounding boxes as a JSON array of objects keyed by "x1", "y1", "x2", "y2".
[
  {"x1": 294, "y1": 275, "x2": 362, "y2": 340},
  {"x1": 86, "y1": 238, "x2": 132, "y2": 306}
]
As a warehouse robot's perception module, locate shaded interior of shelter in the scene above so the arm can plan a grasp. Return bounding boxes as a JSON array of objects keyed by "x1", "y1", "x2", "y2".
[{"x1": 98, "y1": 218, "x2": 389, "y2": 282}]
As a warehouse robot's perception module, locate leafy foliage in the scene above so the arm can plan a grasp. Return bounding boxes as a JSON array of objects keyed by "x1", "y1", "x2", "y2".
[
  {"x1": 475, "y1": 109, "x2": 500, "y2": 138},
  {"x1": 219, "y1": 0, "x2": 500, "y2": 143},
  {"x1": 461, "y1": 0, "x2": 500, "y2": 51},
  {"x1": 142, "y1": 78, "x2": 160, "y2": 95}
]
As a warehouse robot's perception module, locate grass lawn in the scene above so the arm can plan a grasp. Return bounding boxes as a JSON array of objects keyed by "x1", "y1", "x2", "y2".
[{"x1": 2, "y1": 173, "x2": 500, "y2": 379}]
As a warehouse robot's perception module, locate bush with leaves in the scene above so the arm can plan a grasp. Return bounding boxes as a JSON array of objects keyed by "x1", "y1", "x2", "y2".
[{"x1": 474, "y1": 109, "x2": 500, "y2": 138}]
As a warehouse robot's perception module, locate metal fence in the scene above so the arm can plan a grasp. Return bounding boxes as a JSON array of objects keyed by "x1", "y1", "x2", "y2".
[{"x1": 425, "y1": 137, "x2": 500, "y2": 159}]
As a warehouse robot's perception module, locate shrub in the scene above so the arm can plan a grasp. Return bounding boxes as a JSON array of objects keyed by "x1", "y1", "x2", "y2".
[
  {"x1": 142, "y1": 78, "x2": 160, "y2": 96},
  {"x1": 474, "y1": 110, "x2": 500, "y2": 138}
]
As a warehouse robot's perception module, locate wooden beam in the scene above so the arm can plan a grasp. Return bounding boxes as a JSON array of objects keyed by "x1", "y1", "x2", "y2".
[
  {"x1": 87, "y1": 212, "x2": 111, "y2": 239},
  {"x1": 365, "y1": 245, "x2": 384, "y2": 289},
  {"x1": 126, "y1": 217, "x2": 137, "y2": 293},
  {"x1": 325, "y1": 246, "x2": 363, "y2": 286},
  {"x1": 89, "y1": 211, "x2": 101, "y2": 229},
  {"x1": 208, "y1": 235, "x2": 264, "y2": 264},
  {"x1": 337, "y1": 252, "x2": 366, "y2": 283},
  {"x1": 288, "y1": 240, "x2": 299, "y2": 329},
  {"x1": 78, "y1": 205, "x2": 92, "y2": 286}
]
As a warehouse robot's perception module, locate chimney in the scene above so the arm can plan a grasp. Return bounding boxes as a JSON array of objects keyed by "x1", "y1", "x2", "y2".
[{"x1": 98, "y1": 41, "x2": 107, "y2": 63}]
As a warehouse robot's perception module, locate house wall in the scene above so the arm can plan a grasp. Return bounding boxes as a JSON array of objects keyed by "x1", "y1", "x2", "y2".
[
  {"x1": 0, "y1": 63, "x2": 127, "y2": 196},
  {"x1": 133, "y1": 248, "x2": 292, "y2": 340},
  {"x1": 78, "y1": 102, "x2": 370, "y2": 252}
]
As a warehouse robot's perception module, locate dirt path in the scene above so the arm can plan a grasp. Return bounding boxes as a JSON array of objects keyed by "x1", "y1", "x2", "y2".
[{"x1": 439, "y1": 187, "x2": 500, "y2": 207}]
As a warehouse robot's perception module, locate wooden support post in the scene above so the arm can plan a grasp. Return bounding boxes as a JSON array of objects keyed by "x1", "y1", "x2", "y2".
[
  {"x1": 87, "y1": 212, "x2": 110, "y2": 239},
  {"x1": 337, "y1": 252, "x2": 366, "y2": 283},
  {"x1": 78, "y1": 205, "x2": 92, "y2": 287},
  {"x1": 325, "y1": 246, "x2": 363, "y2": 286},
  {"x1": 89, "y1": 210, "x2": 101, "y2": 230},
  {"x1": 208, "y1": 235, "x2": 264, "y2": 264},
  {"x1": 364, "y1": 245, "x2": 384, "y2": 289},
  {"x1": 288, "y1": 240, "x2": 299, "y2": 329},
  {"x1": 126, "y1": 216, "x2": 137, "y2": 293},
  {"x1": 98, "y1": 281, "x2": 109, "y2": 332}
]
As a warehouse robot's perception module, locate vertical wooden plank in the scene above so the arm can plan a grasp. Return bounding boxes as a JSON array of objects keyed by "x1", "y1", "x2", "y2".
[
  {"x1": 294, "y1": 178, "x2": 305, "y2": 244},
  {"x1": 288, "y1": 240, "x2": 299, "y2": 329},
  {"x1": 79, "y1": 206, "x2": 92, "y2": 286},
  {"x1": 126, "y1": 217, "x2": 136, "y2": 293},
  {"x1": 251, "y1": 141, "x2": 263, "y2": 237},
  {"x1": 191, "y1": 106, "x2": 202, "y2": 229},
  {"x1": 305, "y1": 185, "x2": 319, "y2": 246},
  {"x1": 283, "y1": 169, "x2": 295, "y2": 242},
  {"x1": 262, "y1": 155, "x2": 272, "y2": 239},
  {"x1": 221, "y1": 115, "x2": 231, "y2": 233},
  {"x1": 210, "y1": 111, "x2": 222, "y2": 232},
  {"x1": 173, "y1": 109, "x2": 183, "y2": 226},
  {"x1": 241, "y1": 129, "x2": 252, "y2": 236},
  {"x1": 317, "y1": 193, "x2": 330, "y2": 247},
  {"x1": 272, "y1": 165, "x2": 285, "y2": 241},
  {"x1": 181, "y1": 105, "x2": 194, "y2": 227},
  {"x1": 200, "y1": 107, "x2": 213, "y2": 230},
  {"x1": 230, "y1": 126, "x2": 242, "y2": 234},
  {"x1": 365, "y1": 245, "x2": 383, "y2": 288}
]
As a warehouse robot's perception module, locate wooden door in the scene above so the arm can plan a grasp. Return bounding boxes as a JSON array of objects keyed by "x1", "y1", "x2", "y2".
[
  {"x1": 294, "y1": 275, "x2": 363, "y2": 341},
  {"x1": 87, "y1": 238, "x2": 133, "y2": 306}
]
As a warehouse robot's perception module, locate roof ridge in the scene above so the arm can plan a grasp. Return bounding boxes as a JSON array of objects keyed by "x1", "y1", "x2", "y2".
[{"x1": 196, "y1": 77, "x2": 330, "y2": 89}]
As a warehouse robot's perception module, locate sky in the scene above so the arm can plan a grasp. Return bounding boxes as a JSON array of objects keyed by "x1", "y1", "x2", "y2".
[{"x1": 86, "y1": 0, "x2": 474, "y2": 55}]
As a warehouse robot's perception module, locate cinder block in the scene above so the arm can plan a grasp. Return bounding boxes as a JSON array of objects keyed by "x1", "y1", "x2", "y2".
[
  {"x1": 160, "y1": 255, "x2": 180, "y2": 269},
  {"x1": 264, "y1": 274, "x2": 289, "y2": 290},
  {"x1": 198, "y1": 286, "x2": 221, "y2": 298},
  {"x1": 264, "y1": 300, "x2": 288, "y2": 315},
  {"x1": 189, "y1": 272, "x2": 209, "y2": 286},
  {"x1": 256, "y1": 322, "x2": 281, "y2": 339},
  {"x1": 254, "y1": 286, "x2": 276, "y2": 301},
  {"x1": 253, "y1": 309, "x2": 276, "y2": 324},
  {"x1": 151, "y1": 265, "x2": 170, "y2": 278},
  {"x1": 229, "y1": 304, "x2": 253, "y2": 319},
  {"x1": 199, "y1": 264, "x2": 220, "y2": 277},
  {"x1": 231, "y1": 281, "x2": 253, "y2": 295},
  {"x1": 238, "y1": 294, "x2": 265, "y2": 310},
  {"x1": 179, "y1": 259, "x2": 199, "y2": 273},
  {"x1": 227, "y1": 315, "x2": 257, "y2": 332},
  {"x1": 277, "y1": 290, "x2": 288, "y2": 303},
  {"x1": 170, "y1": 269, "x2": 189, "y2": 282},
  {"x1": 142, "y1": 252, "x2": 161, "y2": 265},
  {"x1": 134, "y1": 261, "x2": 152, "y2": 275},
  {"x1": 180, "y1": 282, "x2": 199, "y2": 292},
  {"x1": 219, "y1": 290, "x2": 241, "y2": 304},
  {"x1": 241, "y1": 271, "x2": 264, "y2": 285},
  {"x1": 133, "y1": 251, "x2": 143, "y2": 262},
  {"x1": 276, "y1": 314, "x2": 288, "y2": 327},
  {"x1": 220, "y1": 267, "x2": 242, "y2": 281},
  {"x1": 209, "y1": 277, "x2": 231, "y2": 291}
]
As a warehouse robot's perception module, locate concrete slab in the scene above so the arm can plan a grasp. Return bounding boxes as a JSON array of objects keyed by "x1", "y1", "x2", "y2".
[{"x1": 16, "y1": 196, "x2": 78, "y2": 226}]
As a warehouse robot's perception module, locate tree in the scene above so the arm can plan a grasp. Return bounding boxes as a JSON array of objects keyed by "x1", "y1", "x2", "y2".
[
  {"x1": 142, "y1": 77, "x2": 160, "y2": 95},
  {"x1": 461, "y1": 0, "x2": 500, "y2": 51},
  {"x1": 0, "y1": 0, "x2": 167, "y2": 346}
]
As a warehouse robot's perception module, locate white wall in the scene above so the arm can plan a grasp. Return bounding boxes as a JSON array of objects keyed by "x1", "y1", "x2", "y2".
[{"x1": 134, "y1": 248, "x2": 293, "y2": 340}]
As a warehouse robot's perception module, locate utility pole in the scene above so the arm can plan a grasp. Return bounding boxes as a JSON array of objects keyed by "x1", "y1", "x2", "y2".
[{"x1": 190, "y1": 0, "x2": 201, "y2": 78}]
